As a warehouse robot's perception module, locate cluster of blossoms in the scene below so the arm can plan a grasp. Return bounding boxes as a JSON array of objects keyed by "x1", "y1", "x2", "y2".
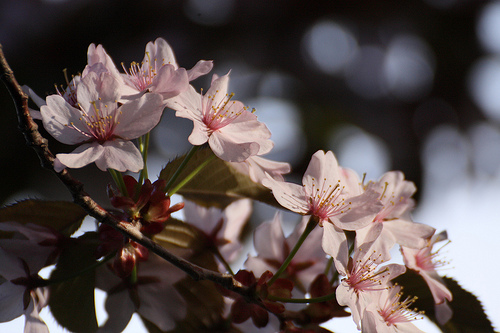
[{"x1": 0, "y1": 38, "x2": 456, "y2": 333}]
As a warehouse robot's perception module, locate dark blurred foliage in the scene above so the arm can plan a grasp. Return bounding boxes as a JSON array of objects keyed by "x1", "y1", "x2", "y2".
[{"x1": 0, "y1": 0, "x2": 489, "y2": 204}]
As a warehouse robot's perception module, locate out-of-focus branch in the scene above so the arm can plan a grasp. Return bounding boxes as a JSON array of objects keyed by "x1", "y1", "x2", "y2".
[{"x1": 0, "y1": 44, "x2": 249, "y2": 297}]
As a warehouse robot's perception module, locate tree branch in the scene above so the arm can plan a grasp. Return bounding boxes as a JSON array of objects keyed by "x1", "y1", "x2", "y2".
[{"x1": 0, "y1": 44, "x2": 250, "y2": 297}]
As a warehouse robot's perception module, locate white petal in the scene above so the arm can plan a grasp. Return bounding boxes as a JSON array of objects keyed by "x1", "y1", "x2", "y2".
[
  {"x1": 209, "y1": 132, "x2": 259, "y2": 162},
  {"x1": 94, "y1": 141, "x2": 144, "y2": 172},
  {"x1": 22, "y1": 86, "x2": 46, "y2": 108},
  {"x1": 24, "y1": 293, "x2": 49, "y2": 333},
  {"x1": 187, "y1": 120, "x2": 209, "y2": 146},
  {"x1": 0, "y1": 282, "x2": 24, "y2": 322},
  {"x1": 262, "y1": 177, "x2": 309, "y2": 214},
  {"x1": 253, "y1": 213, "x2": 286, "y2": 261},
  {"x1": 151, "y1": 65, "x2": 189, "y2": 99},
  {"x1": 146, "y1": 38, "x2": 178, "y2": 70},
  {"x1": 54, "y1": 143, "x2": 105, "y2": 171},
  {"x1": 114, "y1": 93, "x2": 164, "y2": 139},
  {"x1": 187, "y1": 60, "x2": 213, "y2": 81},
  {"x1": 41, "y1": 95, "x2": 90, "y2": 145},
  {"x1": 322, "y1": 223, "x2": 349, "y2": 274},
  {"x1": 384, "y1": 220, "x2": 435, "y2": 249},
  {"x1": 78, "y1": 72, "x2": 120, "y2": 111}
]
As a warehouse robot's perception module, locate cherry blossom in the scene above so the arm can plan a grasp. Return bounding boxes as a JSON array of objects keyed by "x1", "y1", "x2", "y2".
[
  {"x1": 262, "y1": 150, "x2": 382, "y2": 265},
  {"x1": 335, "y1": 247, "x2": 406, "y2": 329},
  {"x1": 401, "y1": 230, "x2": 453, "y2": 325},
  {"x1": 121, "y1": 38, "x2": 213, "y2": 99},
  {"x1": 166, "y1": 73, "x2": 274, "y2": 162},
  {"x1": 0, "y1": 222, "x2": 61, "y2": 271},
  {"x1": 245, "y1": 214, "x2": 327, "y2": 292},
  {"x1": 356, "y1": 171, "x2": 435, "y2": 259},
  {"x1": 183, "y1": 199, "x2": 251, "y2": 263},
  {"x1": 85, "y1": 44, "x2": 138, "y2": 100},
  {"x1": 96, "y1": 253, "x2": 186, "y2": 332},
  {"x1": 40, "y1": 71, "x2": 164, "y2": 172},
  {"x1": 0, "y1": 230, "x2": 54, "y2": 333},
  {"x1": 361, "y1": 285, "x2": 424, "y2": 333}
]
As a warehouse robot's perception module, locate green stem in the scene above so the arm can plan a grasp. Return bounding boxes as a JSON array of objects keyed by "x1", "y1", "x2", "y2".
[
  {"x1": 39, "y1": 251, "x2": 116, "y2": 287},
  {"x1": 268, "y1": 216, "x2": 318, "y2": 286},
  {"x1": 324, "y1": 256, "x2": 333, "y2": 276},
  {"x1": 130, "y1": 263, "x2": 138, "y2": 285},
  {"x1": 267, "y1": 292, "x2": 336, "y2": 304},
  {"x1": 164, "y1": 145, "x2": 200, "y2": 193},
  {"x1": 168, "y1": 154, "x2": 215, "y2": 196},
  {"x1": 138, "y1": 133, "x2": 150, "y2": 186},
  {"x1": 109, "y1": 169, "x2": 128, "y2": 197}
]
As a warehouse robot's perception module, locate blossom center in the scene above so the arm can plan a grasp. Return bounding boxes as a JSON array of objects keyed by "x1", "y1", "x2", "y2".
[
  {"x1": 67, "y1": 99, "x2": 120, "y2": 143},
  {"x1": 203, "y1": 91, "x2": 245, "y2": 133},
  {"x1": 306, "y1": 177, "x2": 350, "y2": 221},
  {"x1": 378, "y1": 286, "x2": 422, "y2": 326},
  {"x1": 123, "y1": 52, "x2": 171, "y2": 92},
  {"x1": 345, "y1": 252, "x2": 387, "y2": 294},
  {"x1": 414, "y1": 243, "x2": 448, "y2": 272}
]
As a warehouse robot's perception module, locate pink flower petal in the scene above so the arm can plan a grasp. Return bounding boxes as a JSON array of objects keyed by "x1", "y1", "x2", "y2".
[
  {"x1": 209, "y1": 132, "x2": 260, "y2": 162},
  {"x1": 253, "y1": 213, "x2": 286, "y2": 261},
  {"x1": 262, "y1": 177, "x2": 309, "y2": 214},
  {"x1": 322, "y1": 222, "x2": 349, "y2": 273},
  {"x1": 77, "y1": 71, "x2": 120, "y2": 112},
  {"x1": 54, "y1": 142, "x2": 105, "y2": 171},
  {"x1": 94, "y1": 141, "x2": 144, "y2": 172},
  {"x1": 187, "y1": 60, "x2": 213, "y2": 81},
  {"x1": 41, "y1": 95, "x2": 90, "y2": 145},
  {"x1": 151, "y1": 65, "x2": 189, "y2": 99},
  {"x1": 114, "y1": 93, "x2": 164, "y2": 139}
]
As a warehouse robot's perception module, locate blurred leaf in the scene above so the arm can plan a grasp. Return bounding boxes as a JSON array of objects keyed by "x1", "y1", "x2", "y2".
[
  {"x1": 152, "y1": 215, "x2": 232, "y2": 332},
  {"x1": 394, "y1": 269, "x2": 494, "y2": 333},
  {"x1": 153, "y1": 218, "x2": 205, "y2": 251},
  {"x1": 159, "y1": 148, "x2": 278, "y2": 209},
  {"x1": 0, "y1": 199, "x2": 86, "y2": 236},
  {"x1": 49, "y1": 232, "x2": 99, "y2": 333},
  {"x1": 167, "y1": 278, "x2": 228, "y2": 333}
]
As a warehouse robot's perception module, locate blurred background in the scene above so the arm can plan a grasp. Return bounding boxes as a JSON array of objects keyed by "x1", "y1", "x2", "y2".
[{"x1": 1, "y1": 0, "x2": 499, "y2": 331}]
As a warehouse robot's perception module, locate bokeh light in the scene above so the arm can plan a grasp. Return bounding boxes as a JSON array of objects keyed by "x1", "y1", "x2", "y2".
[
  {"x1": 468, "y1": 56, "x2": 500, "y2": 122},
  {"x1": 383, "y1": 34, "x2": 435, "y2": 102},
  {"x1": 302, "y1": 20, "x2": 358, "y2": 75},
  {"x1": 328, "y1": 125, "x2": 391, "y2": 179},
  {"x1": 477, "y1": 1, "x2": 500, "y2": 54}
]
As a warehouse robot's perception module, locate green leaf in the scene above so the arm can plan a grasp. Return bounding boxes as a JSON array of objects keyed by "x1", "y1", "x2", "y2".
[
  {"x1": 49, "y1": 232, "x2": 99, "y2": 333},
  {"x1": 153, "y1": 218, "x2": 205, "y2": 251},
  {"x1": 159, "y1": 148, "x2": 279, "y2": 209},
  {"x1": 0, "y1": 199, "x2": 87, "y2": 236},
  {"x1": 152, "y1": 217, "x2": 231, "y2": 333},
  {"x1": 394, "y1": 270, "x2": 495, "y2": 333},
  {"x1": 166, "y1": 278, "x2": 229, "y2": 333}
]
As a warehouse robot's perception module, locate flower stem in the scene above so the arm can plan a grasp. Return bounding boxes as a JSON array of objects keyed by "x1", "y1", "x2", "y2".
[
  {"x1": 163, "y1": 145, "x2": 200, "y2": 193},
  {"x1": 138, "y1": 132, "x2": 150, "y2": 186},
  {"x1": 130, "y1": 263, "x2": 138, "y2": 285},
  {"x1": 168, "y1": 154, "x2": 215, "y2": 196},
  {"x1": 267, "y1": 292, "x2": 336, "y2": 304},
  {"x1": 109, "y1": 169, "x2": 128, "y2": 197},
  {"x1": 268, "y1": 216, "x2": 318, "y2": 286},
  {"x1": 324, "y1": 256, "x2": 333, "y2": 276}
]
